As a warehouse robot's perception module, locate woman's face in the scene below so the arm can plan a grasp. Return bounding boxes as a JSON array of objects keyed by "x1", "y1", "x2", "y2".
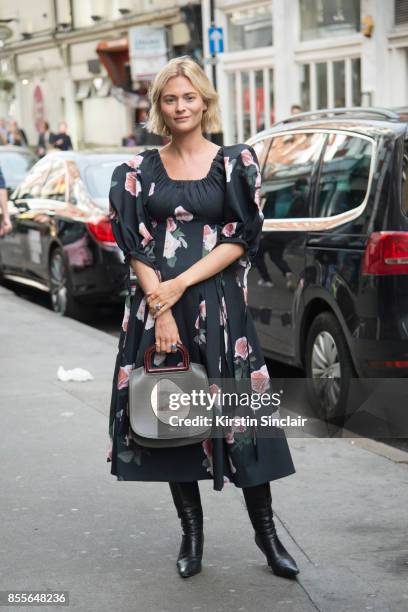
[{"x1": 160, "y1": 75, "x2": 207, "y2": 135}]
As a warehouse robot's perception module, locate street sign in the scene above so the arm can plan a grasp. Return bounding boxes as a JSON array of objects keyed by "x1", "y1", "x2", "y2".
[{"x1": 208, "y1": 26, "x2": 224, "y2": 55}]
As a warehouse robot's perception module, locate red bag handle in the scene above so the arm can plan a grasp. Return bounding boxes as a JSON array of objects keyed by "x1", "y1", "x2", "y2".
[{"x1": 144, "y1": 342, "x2": 190, "y2": 373}]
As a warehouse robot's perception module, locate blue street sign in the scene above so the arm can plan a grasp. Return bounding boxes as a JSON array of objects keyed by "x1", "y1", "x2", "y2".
[{"x1": 208, "y1": 26, "x2": 224, "y2": 54}]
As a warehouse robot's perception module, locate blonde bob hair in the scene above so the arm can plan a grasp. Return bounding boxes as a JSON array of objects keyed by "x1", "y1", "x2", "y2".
[{"x1": 145, "y1": 55, "x2": 222, "y2": 136}]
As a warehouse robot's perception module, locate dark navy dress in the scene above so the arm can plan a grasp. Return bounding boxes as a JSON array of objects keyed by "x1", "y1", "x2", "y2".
[{"x1": 107, "y1": 143, "x2": 296, "y2": 491}]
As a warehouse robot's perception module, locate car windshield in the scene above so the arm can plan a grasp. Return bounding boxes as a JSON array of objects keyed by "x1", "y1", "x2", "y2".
[{"x1": 0, "y1": 152, "x2": 37, "y2": 188}]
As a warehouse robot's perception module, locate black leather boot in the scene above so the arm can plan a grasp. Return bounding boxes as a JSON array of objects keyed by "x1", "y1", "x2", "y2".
[
  {"x1": 169, "y1": 481, "x2": 203, "y2": 578},
  {"x1": 243, "y1": 482, "x2": 299, "y2": 579}
]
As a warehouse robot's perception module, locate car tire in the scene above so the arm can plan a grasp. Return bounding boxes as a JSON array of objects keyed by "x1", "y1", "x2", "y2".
[
  {"x1": 305, "y1": 311, "x2": 356, "y2": 424},
  {"x1": 49, "y1": 247, "x2": 84, "y2": 320}
]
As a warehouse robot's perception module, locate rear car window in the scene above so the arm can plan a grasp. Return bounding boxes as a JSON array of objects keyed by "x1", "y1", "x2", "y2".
[{"x1": 315, "y1": 133, "x2": 373, "y2": 218}]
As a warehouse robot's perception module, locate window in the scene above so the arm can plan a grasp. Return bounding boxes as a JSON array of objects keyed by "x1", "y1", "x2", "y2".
[
  {"x1": 315, "y1": 133, "x2": 373, "y2": 218},
  {"x1": 227, "y1": 4, "x2": 272, "y2": 52},
  {"x1": 395, "y1": 0, "x2": 408, "y2": 25},
  {"x1": 299, "y1": 57, "x2": 361, "y2": 110},
  {"x1": 228, "y1": 68, "x2": 274, "y2": 142},
  {"x1": 11, "y1": 158, "x2": 51, "y2": 200},
  {"x1": 300, "y1": 0, "x2": 360, "y2": 41},
  {"x1": 261, "y1": 132, "x2": 326, "y2": 219}
]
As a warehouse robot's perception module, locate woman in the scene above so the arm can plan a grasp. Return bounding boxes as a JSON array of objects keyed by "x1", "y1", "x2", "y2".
[{"x1": 107, "y1": 56, "x2": 299, "y2": 580}]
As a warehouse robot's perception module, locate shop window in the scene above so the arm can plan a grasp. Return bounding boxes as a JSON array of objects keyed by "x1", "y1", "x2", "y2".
[
  {"x1": 299, "y1": 57, "x2": 361, "y2": 110},
  {"x1": 300, "y1": 0, "x2": 360, "y2": 41},
  {"x1": 395, "y1": 0, "x2": 408, "y2": 25},
  {"x1": 227, "y1": 4, "x2": 272, "y2": 52}
]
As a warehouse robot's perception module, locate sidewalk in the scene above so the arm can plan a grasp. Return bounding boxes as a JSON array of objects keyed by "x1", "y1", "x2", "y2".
[{"x1": 1, "y1": 285, "x2": 407, "y2": 612}]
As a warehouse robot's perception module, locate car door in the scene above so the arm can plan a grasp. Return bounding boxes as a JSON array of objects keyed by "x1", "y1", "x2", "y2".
[
  {"x1": 248, "y1": 131, "x2": 326, "y2": 359},
  {"x1": 0, "y1": 158, "x2": 51, "y2": 276},
  {"x1": 22, "y1": 158, "x2": 69, "y2": 282}
]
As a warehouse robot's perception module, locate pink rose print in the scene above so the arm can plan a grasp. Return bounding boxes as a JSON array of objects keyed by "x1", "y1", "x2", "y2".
[
  {"x1": 124, "y1": 172, "x2": 142, "y2": 197},
  {"x1": 174, "y1": 206, "x2": 193, "y2": 222},
  {"x1": 224, "y1": 156, "x2": 234, "y2": 182},
  {"x1": 163, "y1": 231, "x2": 181, "y2": 259},
  {"x1": 225, "y1": 431, "x2": 235, "y2": 445},
  {"x1": 203, "y1": 224, "x2": 217, "y2": 252},
  {"x1": 221, "y1": 222, "x2": 238, "y2": 238},
  {"x1": 199, "y1": 300, "x2": 206, "y2": 319},
  {"x1": 122, "y1": 302, "x2": 130, "y2": 332},
  {"x1": 219, "y1": 296, "x2": 228, "y2": 326},
  {"x1": 117, "y1": 364, "x2": 133, "y2": 390},
  {"x1": 126, "y1": 155, "x2": 144, "y2": 169},
  {"x1": 139, "y1": 222, "x2": 153, "y2": 247},
  {"x1": 148, "y1": 182, "x2": 155, "y2": 196},
  {"x1": 124, "y1": 171, "x2": 137, "y2": 196},
  {"x1": 255, "y1": 171, "x2": 261, "y2": 189},
  {"x1": 234, "y1": 337, "x2": 252, "y2": 360},
  {"x1": 166, "y1": 217, "x2": 177, "y2": 232},
  {"x1": 254, "y1": 188, "x2": 261, "y2": 209},
  {"x1": 241, "y1": 148, "x2": 254, "y2": 167},
  {"x1": 195, "y1": 299, "x2": 206, "y2": 331},
  {"x1": 251, "y1": 364, "x2": 271, "y2": 393},
  {"x1": 242, "y1": 286, "x2": 248, "y2": 305},
  {"x1": 136, "y1": 296, "x2": 146, "y2": 321}
]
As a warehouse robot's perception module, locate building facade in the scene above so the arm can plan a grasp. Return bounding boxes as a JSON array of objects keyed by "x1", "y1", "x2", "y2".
[
  {"x1": 207, "y1": 0, "x2": 408, "y2": 144},
  {"x1": 0, "y1": 0, "x2": 202, "y2": 148},
  {"x1": 0, "y1": 0, "x2": 407, "y2": 148}
]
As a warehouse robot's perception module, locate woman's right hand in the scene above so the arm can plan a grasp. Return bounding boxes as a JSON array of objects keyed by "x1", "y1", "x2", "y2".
[{"x1": 154, "y1": 310, "x2": 182, "y2": 353}]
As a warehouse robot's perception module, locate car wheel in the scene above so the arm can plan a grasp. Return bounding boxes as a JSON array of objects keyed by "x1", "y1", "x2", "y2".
[
  {"x1": 305, "y1": 312, "x2": 356, "y2": 423},
  {"x1": 49, "y1": 247, "x2": 82, "y2": 319}
]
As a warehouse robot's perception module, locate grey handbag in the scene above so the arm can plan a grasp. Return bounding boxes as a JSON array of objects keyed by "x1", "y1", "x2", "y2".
[{"x1": 128, "y1": 342, "x2": 214, "y2": 448}]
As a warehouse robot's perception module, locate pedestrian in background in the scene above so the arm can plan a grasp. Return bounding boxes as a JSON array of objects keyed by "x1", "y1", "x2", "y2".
[
  {"x1": 0, "y1": 119, "x2": 8, "y2": 145},
  {"x1": 36, "y1": 120, "x2": 55, "y2": 157},
  {"x1": 291, "y1": 104, "x2": 302, "y2": 115},
  {"x1": 108, "y1": 55, "x2": 299, "y2": 581},
  {"x1": 51, "y1": 121, "x2": 73, "y2": 151},
  {"x1": 7, "y1": 119, "x2": 28, "y2": 146},
  {"x1": 0, "y1": 165, "x2": 11, "y2": 237}
]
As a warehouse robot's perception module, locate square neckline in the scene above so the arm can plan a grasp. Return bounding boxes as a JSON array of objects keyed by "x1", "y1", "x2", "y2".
[{"x1": 154, "y1": 146, "x2": 223, "y2": 183}]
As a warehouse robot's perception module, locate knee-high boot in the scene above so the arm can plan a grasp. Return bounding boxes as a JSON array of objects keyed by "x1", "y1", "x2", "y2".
[
  {"x1": 169, "y1": 481, "x2": 204, "y2": 578},
  {"x1": 243, "y1": 482, "x2": 299, "y2": 579}
]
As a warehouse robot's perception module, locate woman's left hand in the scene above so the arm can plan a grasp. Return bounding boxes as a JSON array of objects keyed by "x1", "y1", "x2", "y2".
[{"x1": 146, "y1": 277, "x2": 187, "y2": 318}]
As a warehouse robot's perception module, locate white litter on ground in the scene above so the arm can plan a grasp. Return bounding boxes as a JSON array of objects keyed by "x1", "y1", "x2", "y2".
[{"x1": 57, "y1": 365, "x2": 94, "y2": 382}]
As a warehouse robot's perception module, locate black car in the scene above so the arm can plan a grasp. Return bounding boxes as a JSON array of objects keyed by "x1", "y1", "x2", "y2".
[
  {"x1": 0, "y1": 149, "x2": 151, "y2": 319},
  {"x1": 0, "y1": 145, "x2": 38, "y2": 195},
  {"x1": 246, "y1": 107, "x2": 408, "y2": 419}
]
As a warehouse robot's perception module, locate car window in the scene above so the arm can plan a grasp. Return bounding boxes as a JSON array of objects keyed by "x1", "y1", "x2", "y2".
[
  {"x1": 0, "y1": 152, "x2": 37, "y2": 189},
  {"x1": 84, "y1": 160, "x2": 124, "y2": 200},
  {"x1": 315, "y1": 133, "x2": 373, "y2": 218},
  {"x1": 11, "y1": 157, "x2": 51, "y2": 199},
  {"x1": 41, "y1": 159, "x2": 67, "y2": 202},
  {"x1": 261, "y1": 132, "x2": 325, "y2": 219}
]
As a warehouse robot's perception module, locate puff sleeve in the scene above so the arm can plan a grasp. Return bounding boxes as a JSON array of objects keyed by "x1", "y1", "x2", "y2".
[
  {"x1": 217, "y1": 144, "x2": 264, "y2": 263},
  {"x1": 108, "y1": 156, "x2": 157, "y2": 271}
]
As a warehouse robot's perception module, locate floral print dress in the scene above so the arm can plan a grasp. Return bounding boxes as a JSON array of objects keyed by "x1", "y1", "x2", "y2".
[{"x1": 107, "y1": 143, "x2": 295, "y2": 491}]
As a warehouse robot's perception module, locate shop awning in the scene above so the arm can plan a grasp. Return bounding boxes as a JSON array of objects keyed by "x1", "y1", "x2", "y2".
[{"x1": 96, "y1": 37, "x2": 129, "y2": 87}]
